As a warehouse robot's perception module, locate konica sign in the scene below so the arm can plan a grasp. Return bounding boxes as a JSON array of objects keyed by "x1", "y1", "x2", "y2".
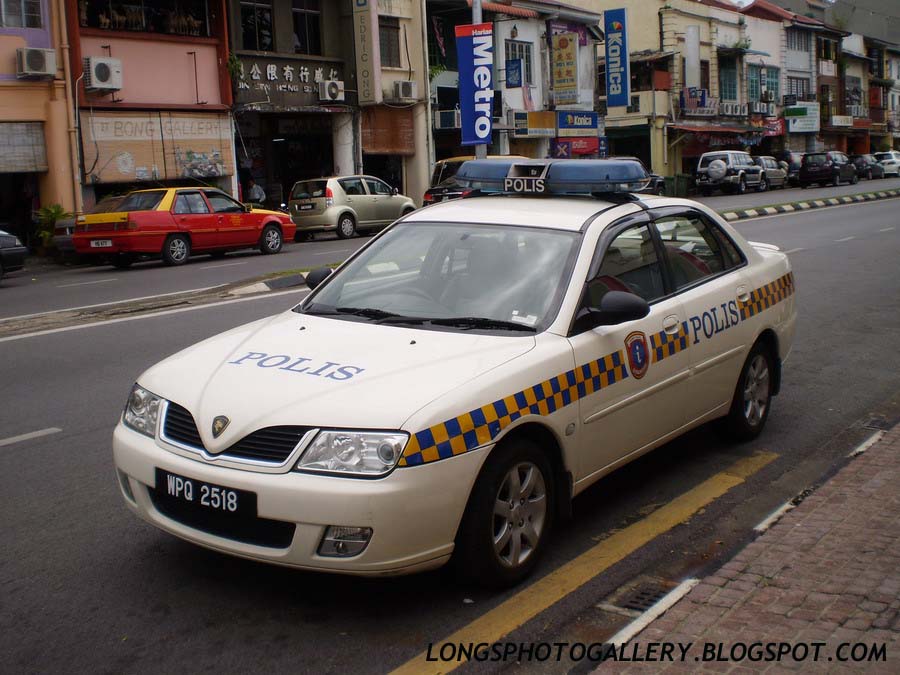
[
  {"x1": 456, "y1": 23, "x2": 494, "y2": 146},
  {"x1": 604, "y1": 9, "x2": 630, "y2": 108}
]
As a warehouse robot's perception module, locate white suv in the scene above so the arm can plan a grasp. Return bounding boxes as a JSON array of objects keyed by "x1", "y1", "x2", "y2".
[
  {"x1": 874, "y1": 151, "x2": 900, "y2": 177},
  {"x1": 695, "y1": 151, "x2": 765, "y2": 195}
]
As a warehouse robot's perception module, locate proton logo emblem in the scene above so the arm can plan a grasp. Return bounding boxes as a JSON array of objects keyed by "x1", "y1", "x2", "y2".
[{"x1": 212, "y1": 415, "x2": 230, "y2": 438}]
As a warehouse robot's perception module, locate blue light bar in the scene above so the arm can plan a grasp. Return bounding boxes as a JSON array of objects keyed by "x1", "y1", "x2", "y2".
[{"x1": 454, "y1": 159, "x2": 651, "y2": 196}]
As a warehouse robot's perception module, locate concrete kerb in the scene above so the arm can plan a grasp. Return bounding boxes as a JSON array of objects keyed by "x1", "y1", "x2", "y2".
[{"x1": 719, "y1": 188, "x2": 900, "y2": 222}]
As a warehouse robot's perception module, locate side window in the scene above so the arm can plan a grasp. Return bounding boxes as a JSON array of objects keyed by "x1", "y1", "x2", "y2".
[
  {"x1": 206, "y1": 192, "x2": 244, "y2": 213},
  {"x1": 588, "y1": 224, "x2": 666, "y2": 305},
  {"x1": 173, "y1": 193, "x2": 210, "y2": 215},
  {"x1": 339, "y1": 178, "x2": 365, "y2": 196},
  {"x1": 654, "y1": 213, "x2": 738, "y2": 290},
  {"x1": 364, "y1": 178, "x2": 392, "y2": 196}
]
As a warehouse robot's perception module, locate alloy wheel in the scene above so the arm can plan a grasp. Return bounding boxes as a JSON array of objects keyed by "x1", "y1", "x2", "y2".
[
  {"x1": 492, "y1": 461, "x2": 547, "y2": 568},
  {"x1": 742, "y1": 354, "x2": 770, "y2": 427}
]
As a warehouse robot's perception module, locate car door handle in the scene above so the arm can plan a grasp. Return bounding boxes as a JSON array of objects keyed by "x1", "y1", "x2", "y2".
[
  {"x1": 736, "y1": 285, "x2": 750, "y2": 303},
  {"x1": 662, "y1": 315, "x2": 681, "y2": 334}
]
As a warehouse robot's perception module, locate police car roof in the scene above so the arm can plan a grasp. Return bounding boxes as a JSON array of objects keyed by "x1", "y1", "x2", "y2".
[{"x1": 404, "y1": 194, "x2": 637, "y2": 231}]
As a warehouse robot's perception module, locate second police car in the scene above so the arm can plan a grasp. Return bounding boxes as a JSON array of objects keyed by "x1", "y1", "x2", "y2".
[{"x1": 113, "y1": 159, "x2": 796, "y2": 587}]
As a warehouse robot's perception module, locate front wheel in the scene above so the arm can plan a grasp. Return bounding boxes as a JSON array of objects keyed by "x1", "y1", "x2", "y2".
[
  {"x1": 454, "y1": 439, "x2": 555, "y2": 588},
  {"x1": 719, "y1": 342, "x2": 774, "y2": 441},
  {"x1": 336, "y1": 214, "x2": 356, "y2": 239},
  {"x1": 259, "y1": 224, "x2": 283, "y2": 254},
  {"x1": 161, "y1": 234, "x2": 190, "y2": 266}
]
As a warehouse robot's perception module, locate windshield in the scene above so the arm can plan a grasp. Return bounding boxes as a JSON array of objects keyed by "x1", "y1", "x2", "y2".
[
  {"x1": 291, "y1": 180, "x2": 328, "y2": 199},
  {"x1": 874, "y1": 152, "x2": 893, "y2": 161},
  {"x1": 804, "y1": 153, "x2": 827, "y2": 166},
  {"x1": 298, "y1": 222, "x2": 580, "y2": 333},
  {"x1": 117, "y1": 191, "x2": 165, "y2": 212},
  {"x1": 699, "y1": 154, "x2": 727, "y2": 168}
]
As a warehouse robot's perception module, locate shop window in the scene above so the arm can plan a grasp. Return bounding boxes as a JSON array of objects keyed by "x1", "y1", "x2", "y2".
[
  {"x1": 379, "y1": 16, "x2": 401, "y2": 68},
  {"x1": 748, "y1": 66, "x2": 779, "y2": 101},
  {"x1": 241, "y1": 0, "x2": 273, "y2": 51},
  {"x1": 79, "y1": 0, "x2": 211, "y2": 37},
  {"x1": 786, "y1": 29, "x2": 810, "y2": 53},
  {"x1": 1, "y1": 0, "x2": 41, "y2": 27},
  {"x1": 719, "y1": 58, "x2": 737, "y2": 101},
  {"x1": 505, "y1": 40, "x2": 533, "y2": 85},
  {"x1": 292, "y1": 0, "x2": 320, "y2": 55},
  {"x1": 787, "y1": 77, "x2": 810, "y2": 100}
]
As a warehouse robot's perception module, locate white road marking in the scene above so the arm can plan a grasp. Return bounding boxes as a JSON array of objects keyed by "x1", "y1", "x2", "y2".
[
  {"x1": 0, "y1": 427, "x2": 62, "y2": 447},
  {"x1": 0, "y1": 288, "x2": 310, "y2": 343},
  {"x1": 606, "y1": 579, "x2": 700, "y2": 646},
  {"x1": 847, "y1": 430, "x2": 885, "y2": 458},
  {"x1": 753, "y1": 500, "x2": 797, "y2": 533},
  {"x1": 782, "y1": 247, "x2": 805, "y2": 255},
  {"x1": 879, "y1": 226, "x2": 895, "y2": 232},
  {"x1": 56, "y1": 278, "x2": 118, "y2": 288},
  {"x1": 197, "y1": 261, "x2": 248, "y2": 270},
  {"x1": 0, "y1": 286, "x2": 223, "y2": 323},
  {"x1": 835, "y1": 236, "x2": 855, "y2": 242},
  {"x1": 312, "y1": 249, "x2": 355, "y2": 257}
]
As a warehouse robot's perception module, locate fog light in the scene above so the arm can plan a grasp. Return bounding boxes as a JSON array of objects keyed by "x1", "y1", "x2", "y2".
[
  {"x1": 117, "y1": 469, "x2": 135, "y2": 503},
  {"x1": 318, "y1": 526, "x2": 373, "y2": 558}
]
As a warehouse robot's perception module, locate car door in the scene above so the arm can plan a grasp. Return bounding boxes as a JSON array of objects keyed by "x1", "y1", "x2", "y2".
[
  {"x1": 338, "y1": 177, "x2": 375, "y2": 228},
  {"x1": 205, "y1": 191, "x2": 254, "y2": 247},
  {"x1": 364, "y1": 177, "x2": 399, "y2": 224},
  {"x1": 171, "y1": 192, "x2": 217, "y2": 250},
  {"x1": 568, "y1": 215, "x2": 691, "y2": 480},
  {"x1": 651, "y1": 207, "x2": 751, "y2": 423}
]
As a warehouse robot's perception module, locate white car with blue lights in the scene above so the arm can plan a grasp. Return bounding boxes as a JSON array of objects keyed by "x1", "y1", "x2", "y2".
[{"x1": 113, "y1": 159, "x2": 796, "y2": 587}]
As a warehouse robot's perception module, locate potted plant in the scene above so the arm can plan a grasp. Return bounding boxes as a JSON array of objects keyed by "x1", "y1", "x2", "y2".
[{"x1": 34, "y1": 204, "x2": 73, "y2": 256}]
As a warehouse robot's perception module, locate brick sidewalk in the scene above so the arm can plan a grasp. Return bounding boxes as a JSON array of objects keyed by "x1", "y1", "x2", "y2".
[{"x1": 603, "y1": 426, "x2": 900, "y2": 673}]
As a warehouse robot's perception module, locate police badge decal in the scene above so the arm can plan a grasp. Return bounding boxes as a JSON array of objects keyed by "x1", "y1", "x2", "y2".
[{"x1": 625, "y1": 331, "x2": 650, "y2": 379}]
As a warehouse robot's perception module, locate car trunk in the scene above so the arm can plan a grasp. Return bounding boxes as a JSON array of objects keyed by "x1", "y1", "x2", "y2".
[{"x1": 289, "y1": 180, "x2": 329, "y2": 216}]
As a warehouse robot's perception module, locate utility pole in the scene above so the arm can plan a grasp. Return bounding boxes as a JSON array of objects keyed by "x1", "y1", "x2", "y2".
[{"x1": 472, "y1": 0, "x2": 488, "y2": 159}]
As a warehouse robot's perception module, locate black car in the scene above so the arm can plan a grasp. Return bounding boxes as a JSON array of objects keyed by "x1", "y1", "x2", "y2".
[
  {"x1": 848, "y1": 154, "x2": 885, "y2": 180},
  {"x1": 0, "y1": 228, "x2": 28, "y2": 282},
  {"x1": 777, "y1": 151, "x2": 804, "y2": 186},
  {"x1": 799, "y1": 151, "x2": 858, "y2": 188},
  {"x1": 422, "y1": 177, "x2": 475, "y2": 205}
]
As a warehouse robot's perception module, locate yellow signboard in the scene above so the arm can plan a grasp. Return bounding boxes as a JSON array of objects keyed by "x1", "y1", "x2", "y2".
[{"x1": 551, "y1": 32, "x2": 578, "y2": 105}]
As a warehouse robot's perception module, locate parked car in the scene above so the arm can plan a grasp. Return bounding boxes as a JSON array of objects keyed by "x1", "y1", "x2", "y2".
[
  {"x1": 0, "y1": 228, "x2": 28, "y2": 282},
  {"x1": 798, "y1": 151, "x2": 858, "y2": 187},
  {"x1": 423, "y1": 177, "x2": 475, "y2": 205},
  {"x1": 777, "y1": 151, "x2": 805, "y2": 187},
  {"x1": 695, "y1": 151, "x2": 765, "y2": 195},
  {"x1": 752, "y1": 156, "x2": 788, "y2": 191},
  {"x1": 849, "y1": 154, "x2": 885, "y2": 180},
  {"x1": 73, "y1": 188, "x2": 295, "y2": 268},
  {"x1": 874, "y1": 150, "x2": 900, "y2": 177},
  {"x1": 430, "y1": 155, "x2": 527, "y2": 187},
  {"x1": 289, "y1": 175, "x2": 416, "y2": 240}
]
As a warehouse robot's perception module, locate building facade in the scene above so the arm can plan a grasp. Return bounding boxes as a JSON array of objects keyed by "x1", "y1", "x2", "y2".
[{"x1": 1, "y1": 0, "x2": 79, "y2": 243}]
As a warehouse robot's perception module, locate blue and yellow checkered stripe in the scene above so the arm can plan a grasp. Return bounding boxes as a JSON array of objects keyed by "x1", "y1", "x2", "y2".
[
  {"x1": 739, "y1": 272, "x2": 795, "y2": 320},
  {"x1": 399, "y1": 351, "x2": 628, "y2": 467},
  {"x1": 649, "y1": 321, "x2": 690, "y2": 363}
]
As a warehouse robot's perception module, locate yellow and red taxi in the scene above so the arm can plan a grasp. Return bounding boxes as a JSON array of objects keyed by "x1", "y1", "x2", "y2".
[{"x1": 73, "y1": 188, "x2": 295, "y2": 268}]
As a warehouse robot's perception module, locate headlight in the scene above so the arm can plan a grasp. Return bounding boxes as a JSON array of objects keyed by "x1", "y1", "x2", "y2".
[
  {"x1": 295, "y1": 430, "x2": 408, "y2": 477},
  {"x1": 123, "y1": 384, "x2": 163, "y2": 437},
  {"x1": 14, "y1": 237, "x2": 23, "y2": 247}
]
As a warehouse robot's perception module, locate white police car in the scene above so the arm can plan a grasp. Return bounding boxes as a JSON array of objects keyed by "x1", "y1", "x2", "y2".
[{"x1": 114, "y1": 159, "x2": 796, "y2": 587}]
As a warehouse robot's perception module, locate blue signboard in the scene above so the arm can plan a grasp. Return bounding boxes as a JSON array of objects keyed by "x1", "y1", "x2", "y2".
[
  {"x1": 506, "y1": 59, "x2": 523, "y2": 88},
  {"x1": 455, "y1": 23, "x2": 494, "y2": 146},
  {"x1": 603, "y1": 8, "x2": 630, "y2": 108},
  {"x1": 557, "y1": 111, "x2": 599, "y2": 137}
]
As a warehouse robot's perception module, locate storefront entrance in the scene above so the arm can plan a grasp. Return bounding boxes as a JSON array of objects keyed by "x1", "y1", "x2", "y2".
[{"x1": 0, "y1": 173, "x2": 39, "y2": 244}]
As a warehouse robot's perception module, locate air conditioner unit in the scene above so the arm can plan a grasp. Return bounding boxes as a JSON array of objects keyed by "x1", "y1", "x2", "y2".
[
  {"x1": 318, "y1": 80, "x2": 345, "y2": 102},
  {"x1": 750, "y1": 102, "x2": 766, "y2": 114},
  {"x1": 762, "y1": 90, "x2": 775, "y2": 103},
  {"x1": 433, "y1": 109, "x2": 461, "y2": 130},
  {"x1": 16, "y1": 48, "x2": 57, "y2": 79},
  {"x1": 393, "y1": 80, "x2": 418, "y2": 101},
  {"x1": 740, "y1": 103, "x2": 749, "y2": 116},
  {"x1": 83, "y1": 56, "x2": 123, "y2": 92},
  {"x1": 719, "y1": 102, "x2": 731, "y2": 115}
]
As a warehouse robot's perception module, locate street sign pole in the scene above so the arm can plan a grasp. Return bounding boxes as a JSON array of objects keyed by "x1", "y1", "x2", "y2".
[{"x1": 472, "y1": 0, "x2": 487, "y2": 159}]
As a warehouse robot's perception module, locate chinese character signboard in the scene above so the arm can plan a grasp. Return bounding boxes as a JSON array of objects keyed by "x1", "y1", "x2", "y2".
[
  {"x1": 604, "y1": 9, "x2": 630, "y2": 108},
  {"x1": 551, "y1": 32, "x2": 578, "y2": 105},
  {"x1": 233, "y1": 55, "x2": 345, "y2": 109},
  {"x1": 455, "y1": 22, "x2": 494, "y2": 146}
]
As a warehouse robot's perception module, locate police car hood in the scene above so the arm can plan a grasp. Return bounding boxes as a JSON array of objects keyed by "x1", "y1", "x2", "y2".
[{"x1": 140, "y1": 311, "x2": 535, "y2": 450}]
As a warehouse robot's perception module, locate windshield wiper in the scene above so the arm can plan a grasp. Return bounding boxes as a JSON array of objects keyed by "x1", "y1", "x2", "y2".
[
  {"x1": 300, "y1": 305, "x2": 405, "y2": 321},
  {"x1": 428, "y1": 317, "x2": 536, "y2": 332}
]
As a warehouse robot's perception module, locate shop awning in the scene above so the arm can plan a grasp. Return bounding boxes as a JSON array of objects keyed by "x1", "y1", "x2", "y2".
[
  {"x1": 467, "y1": 1, "x2": 538, "y2": 18},
  {"x1": 717, "y1": 46, "x2": 771, "y2": 57},
  {"x1": 668, "y1": 123, "x2": 759, "y2": 134},
  {"x1": 598, "y1": 50, "x2": 675, "y2": 65},
  {"x1": 842, "y1": 49, "x2": 875, "y2": 62}
]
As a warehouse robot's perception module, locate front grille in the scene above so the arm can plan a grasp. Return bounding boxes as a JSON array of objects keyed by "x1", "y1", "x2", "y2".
[
  {"x1": 149, "y1": 488, "x2": 296, "y2": 549},
  {"x1": 163, "y1": 402, "x2": 312, "y2": 464}
]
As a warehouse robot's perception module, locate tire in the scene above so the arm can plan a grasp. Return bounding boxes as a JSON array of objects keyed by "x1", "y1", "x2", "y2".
[
  {"x1": 655, "y1": 183, "x2": 666, "y2": 196},
  {"x1": 259, "y1": 224, "x2": 283, "y2": 254},
  {"x1": 336, "y1": 213, "x2": 356, "y2": 239},
  {"x1": 454, "y1": 438, "x2": 555, "y2": 588},
  {"x1": 719, "y1": 341, "x2": 775, "y2": 441},
  {"x1": 161, "y1": 234, "x2": 190, "y2": 266},
  {"x1": 737, "y1": 176, "x2": 747, "y2": 195},
  {"x1": 757, "y1": 176, "x2": 768, "y2": 192},
  {"x1": 832, "y1": 173, "x2": 840, "y2": 187},
  {"x1": 867, "y1": 169, "x2": 873, "y2": 180},
  {"x1": 110, "y1": 254, "x2": 134, "y2": 269}
]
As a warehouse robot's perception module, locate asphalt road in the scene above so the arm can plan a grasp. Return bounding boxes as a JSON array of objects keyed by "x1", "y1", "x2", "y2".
[
  {"x1": 1, "y1": 175, "x2": 899, "y2": 321},
  {"x1": 1, "y1": 199, "x2": 899, "y2": 674}
]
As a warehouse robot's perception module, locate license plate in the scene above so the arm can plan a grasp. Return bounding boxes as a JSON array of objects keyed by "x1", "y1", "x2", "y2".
[
  {"x1": 155, "y1": 468, "x2": 256, "y2": 517},
  {"x1": 90, "y1": 239, "x2": 113, "y2": 248},
  {"x1": 298, "y1": 203, "x2": 314, "y2": 211}
]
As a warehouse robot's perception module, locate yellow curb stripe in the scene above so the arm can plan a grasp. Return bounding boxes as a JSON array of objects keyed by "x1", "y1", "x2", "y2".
[{"x1": 390, "y1": 451, "x2": 777, "y2": 675}]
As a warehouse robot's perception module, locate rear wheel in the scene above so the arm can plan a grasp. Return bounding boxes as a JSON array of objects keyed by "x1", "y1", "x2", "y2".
[
  {"x1": 162, "y1": 234, "x2": 190, "y2": 266},
  {"x1": 737, "y1": 176, "x2": 747, "y2": 194},
  {"x1": 259, "y1": 224, "x2": 283, "y2": 254},
  {"x1": 720, "y1": 341, "x2": 774, "y2": 441},
  {"x1": 758, "y1": 176, "x2": 768, "y2": 192},
  {"x1": 336, "y1": 214, "x2": 356, "y2": 239},
  {"x1": 454, "y1": 438, "x2": 554, "y2": 588}
]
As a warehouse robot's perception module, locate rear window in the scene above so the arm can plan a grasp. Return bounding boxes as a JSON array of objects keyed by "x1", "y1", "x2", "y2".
[
  {"x1": 699, "y1": 154, "x2": 728, "y2": 168},
  {"x1": 874, "y1": 152, "x2": 894, "y2": 162},
  {"x1": 291, "y1": 181, "x2": 328, "y2": 200},
  {"x1": 117, "y1": 191, "x2": 166, "y2": 212},
  {"x1": 803, "y1": 153, "x2": 827, "y2": 166}
]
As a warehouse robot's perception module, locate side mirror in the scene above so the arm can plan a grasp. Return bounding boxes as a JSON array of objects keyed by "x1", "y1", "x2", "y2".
[
  {"x1": 573, "y1": 290, "x2": 650, "y2": 333},
  {"x1": 244, "y1": 203, "x2": 253, "y2": 213},
  {"x1": 392, "y1": 187, "x2": 399, "y2": 196},
  {"x1": 305, "y1": 267, "x2": 333, "y2": 290}
]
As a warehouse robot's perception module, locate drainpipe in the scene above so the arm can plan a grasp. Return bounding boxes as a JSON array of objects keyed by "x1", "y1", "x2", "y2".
[
  {"x1": 421, "y1": 0, "x2": 435, "y2": 179},
  {"x1": 57, "y1": 0, "x2": 83, "y2": 214}
]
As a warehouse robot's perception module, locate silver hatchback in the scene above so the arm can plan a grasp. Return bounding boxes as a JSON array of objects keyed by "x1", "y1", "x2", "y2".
[{"x1": 289, "y1": 175, "x2": 416, "y2": 240}]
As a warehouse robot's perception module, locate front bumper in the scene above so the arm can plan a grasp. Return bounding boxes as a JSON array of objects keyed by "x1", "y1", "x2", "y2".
[{"x1": 113, "y1": 423, "x2": 487, "y2": 575}]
